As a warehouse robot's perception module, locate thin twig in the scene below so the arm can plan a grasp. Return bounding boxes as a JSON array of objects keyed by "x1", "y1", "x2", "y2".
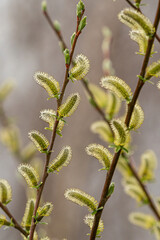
[
  {"x1": 128, "y1": 160, "x2": 160, "y2": 220},
  {"x1": 0, "y1": 202, "x2": 28, "y2": 237},
  {"x1": 43, "y1": 9, "x2": 113, "y2": 131},
  {"x1": 28, "y1": 9, "x2": 84, "y2": 240},
  {"x1": 126, "y1": 0, "x2": 160, "y2": 43},
  {"x1": 89, "y1": 1, "x2": 160, "y2": 239}
]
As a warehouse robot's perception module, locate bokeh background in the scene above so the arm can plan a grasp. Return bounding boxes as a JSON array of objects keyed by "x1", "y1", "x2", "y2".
[{"x1": 0, "y1": 0, "x2": 160, "y2": 239}]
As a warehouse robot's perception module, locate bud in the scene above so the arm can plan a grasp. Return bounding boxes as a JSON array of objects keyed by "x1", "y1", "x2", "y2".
[
  {"x1": 63, "y1": 49, "x2": 70, "y2": 65},
  {"x1": 78, "y1": 16, "x2": 87, "y2": 31},
  {"x1": 53, "y1": 20, "x2": 61, "y2": 32},
  {"x1": 76, "y1": 0, "x2": 85, "y2": 17},
  {"x1": 41, "y1": 1, "x2": 47, "y2": 11},
  {"x1": 71, "y1": 32, "x2": 76, "y2": 47}
]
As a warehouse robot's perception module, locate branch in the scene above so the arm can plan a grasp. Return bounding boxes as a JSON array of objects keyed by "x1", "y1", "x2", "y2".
[
  {"x1": 0, "y1": 202, "x2": 28, "y2": 237},
  {"x1": 128, "y1": 160, "x2": 160, "y2": 220},
  {"x1": 42, "y1": 1, "x2": 160, "y2": 238},
  {"x1": 28, "y1": 9, "x2": 84, "y2": 240},
  {"x1": 43, "y1": 9, "x2": 113, "y2": 131},
  {"x1": 89, "y1": 1, "x2": 160, "y2": 239},
  {"x1": 126, "y1": 0, "x2": 160, "y2": 43}
]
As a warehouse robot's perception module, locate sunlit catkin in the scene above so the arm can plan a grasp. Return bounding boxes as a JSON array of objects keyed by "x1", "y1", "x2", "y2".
[
  {"x1": 65, "y1": 188, "x2": 98, "y2": 212},
  {"x1": 48, "y1": 146, "x2": 72, "y2": 173},
  {"x1": 59, "y1": 93, "x2": 80, "y2": 117},
  {"x1": 18, "y1": 164, "x2": 40, "y2": 188}
]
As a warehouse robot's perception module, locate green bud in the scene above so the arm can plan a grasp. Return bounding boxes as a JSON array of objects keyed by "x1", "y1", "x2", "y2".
[
  {"x1": 76, "y1": 0, "x2": 85, "y2": 17},
  {"x1": 41, "y1": 1, "x2": 47, "y2": 11},
  {"x1": 71, "y1": 32, "x2": 76, "y2": 47},
  {"x1": 78, "y1": 16, "x2": 87, "y2": 31},
  {"x1": 53, "y1": 20, "x2": 61, "y2": 32},
  {"x1": 107, "y1": 182, "x2": 115, "y2": 197},
  {"x1": 64, "y1": 49, "x2": 70, "y2": 65}
]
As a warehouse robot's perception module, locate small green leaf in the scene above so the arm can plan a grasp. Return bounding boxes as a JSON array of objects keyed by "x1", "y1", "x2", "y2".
[{"x1": 0, "y1": 215, "x2": 11, "y2": 228}]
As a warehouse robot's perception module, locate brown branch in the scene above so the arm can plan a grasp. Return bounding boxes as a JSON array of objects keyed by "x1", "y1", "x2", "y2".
[
  {"x1": 89, "y1": 1, "x2": 160, "y2": 239},
  {"x1": 0, "y1": 202, "x2": 28, "y2": 237},
  {"x1": 43, "y1": 2, "x2": 160, "y2": 239},
  {"x1": 28, "y1": 9, "x2": 84, "y2": 240},
  {"x1": 127, "y1": 161, "x2": 160, "y2": 220},
  {"x1": 126, "y1": 0, "x2": 160, "y2": 43}
]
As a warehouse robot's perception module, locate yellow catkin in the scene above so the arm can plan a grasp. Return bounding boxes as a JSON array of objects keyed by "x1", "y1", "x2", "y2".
[
  {"x1": 59, "y1": 93, "x2": 80, "y2": 117},
  {"x1": 34, "y1": 72, "x2": 60, "y2": 97},
  {"x1": 111, "y1": 119, "x2": 129, "y2": 146},
  {"x1": 70, "y1": 54, "x2": 90, "y2": 80},
  {"x1": 18, "y1": 164, "x2": 39, "y2": 188},
  {"x1": 65, "y1": 188, "x2": 98, "y2": 212},
  {"x1": 129, "y1": 212, "x2": 155, "y2": 229},
  {"x1": 28, "y1": 130, "x2": 49, "y2": 152},
  {"x1": 91, "y1": 121, "x2": 114, "y2": 143},
  {"x1": 48, "y1": 146, "x2": 72, "y2": 173},
  {"x1": 118, "y1": 8, "x2": 155, "y2": 37},
  {"x1": 101, "y1": 76, "x2": 132, "y2": 102},
  {"x1": 86, "y1": 144, "x2": 112, "y2": 170},
  {"x1": 0, "y1": 179, "x2": 12, "y2": 204}
]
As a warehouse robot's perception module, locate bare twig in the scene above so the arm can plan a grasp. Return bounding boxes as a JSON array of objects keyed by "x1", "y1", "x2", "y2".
[{"x1": 0, "y1": 202, "x2": 28, "y2": 237}]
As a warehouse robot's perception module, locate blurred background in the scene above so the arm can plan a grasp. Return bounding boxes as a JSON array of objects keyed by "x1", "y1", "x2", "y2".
[{"x1": 0, "y1": 0, "x2": 160, "y2": 239}]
